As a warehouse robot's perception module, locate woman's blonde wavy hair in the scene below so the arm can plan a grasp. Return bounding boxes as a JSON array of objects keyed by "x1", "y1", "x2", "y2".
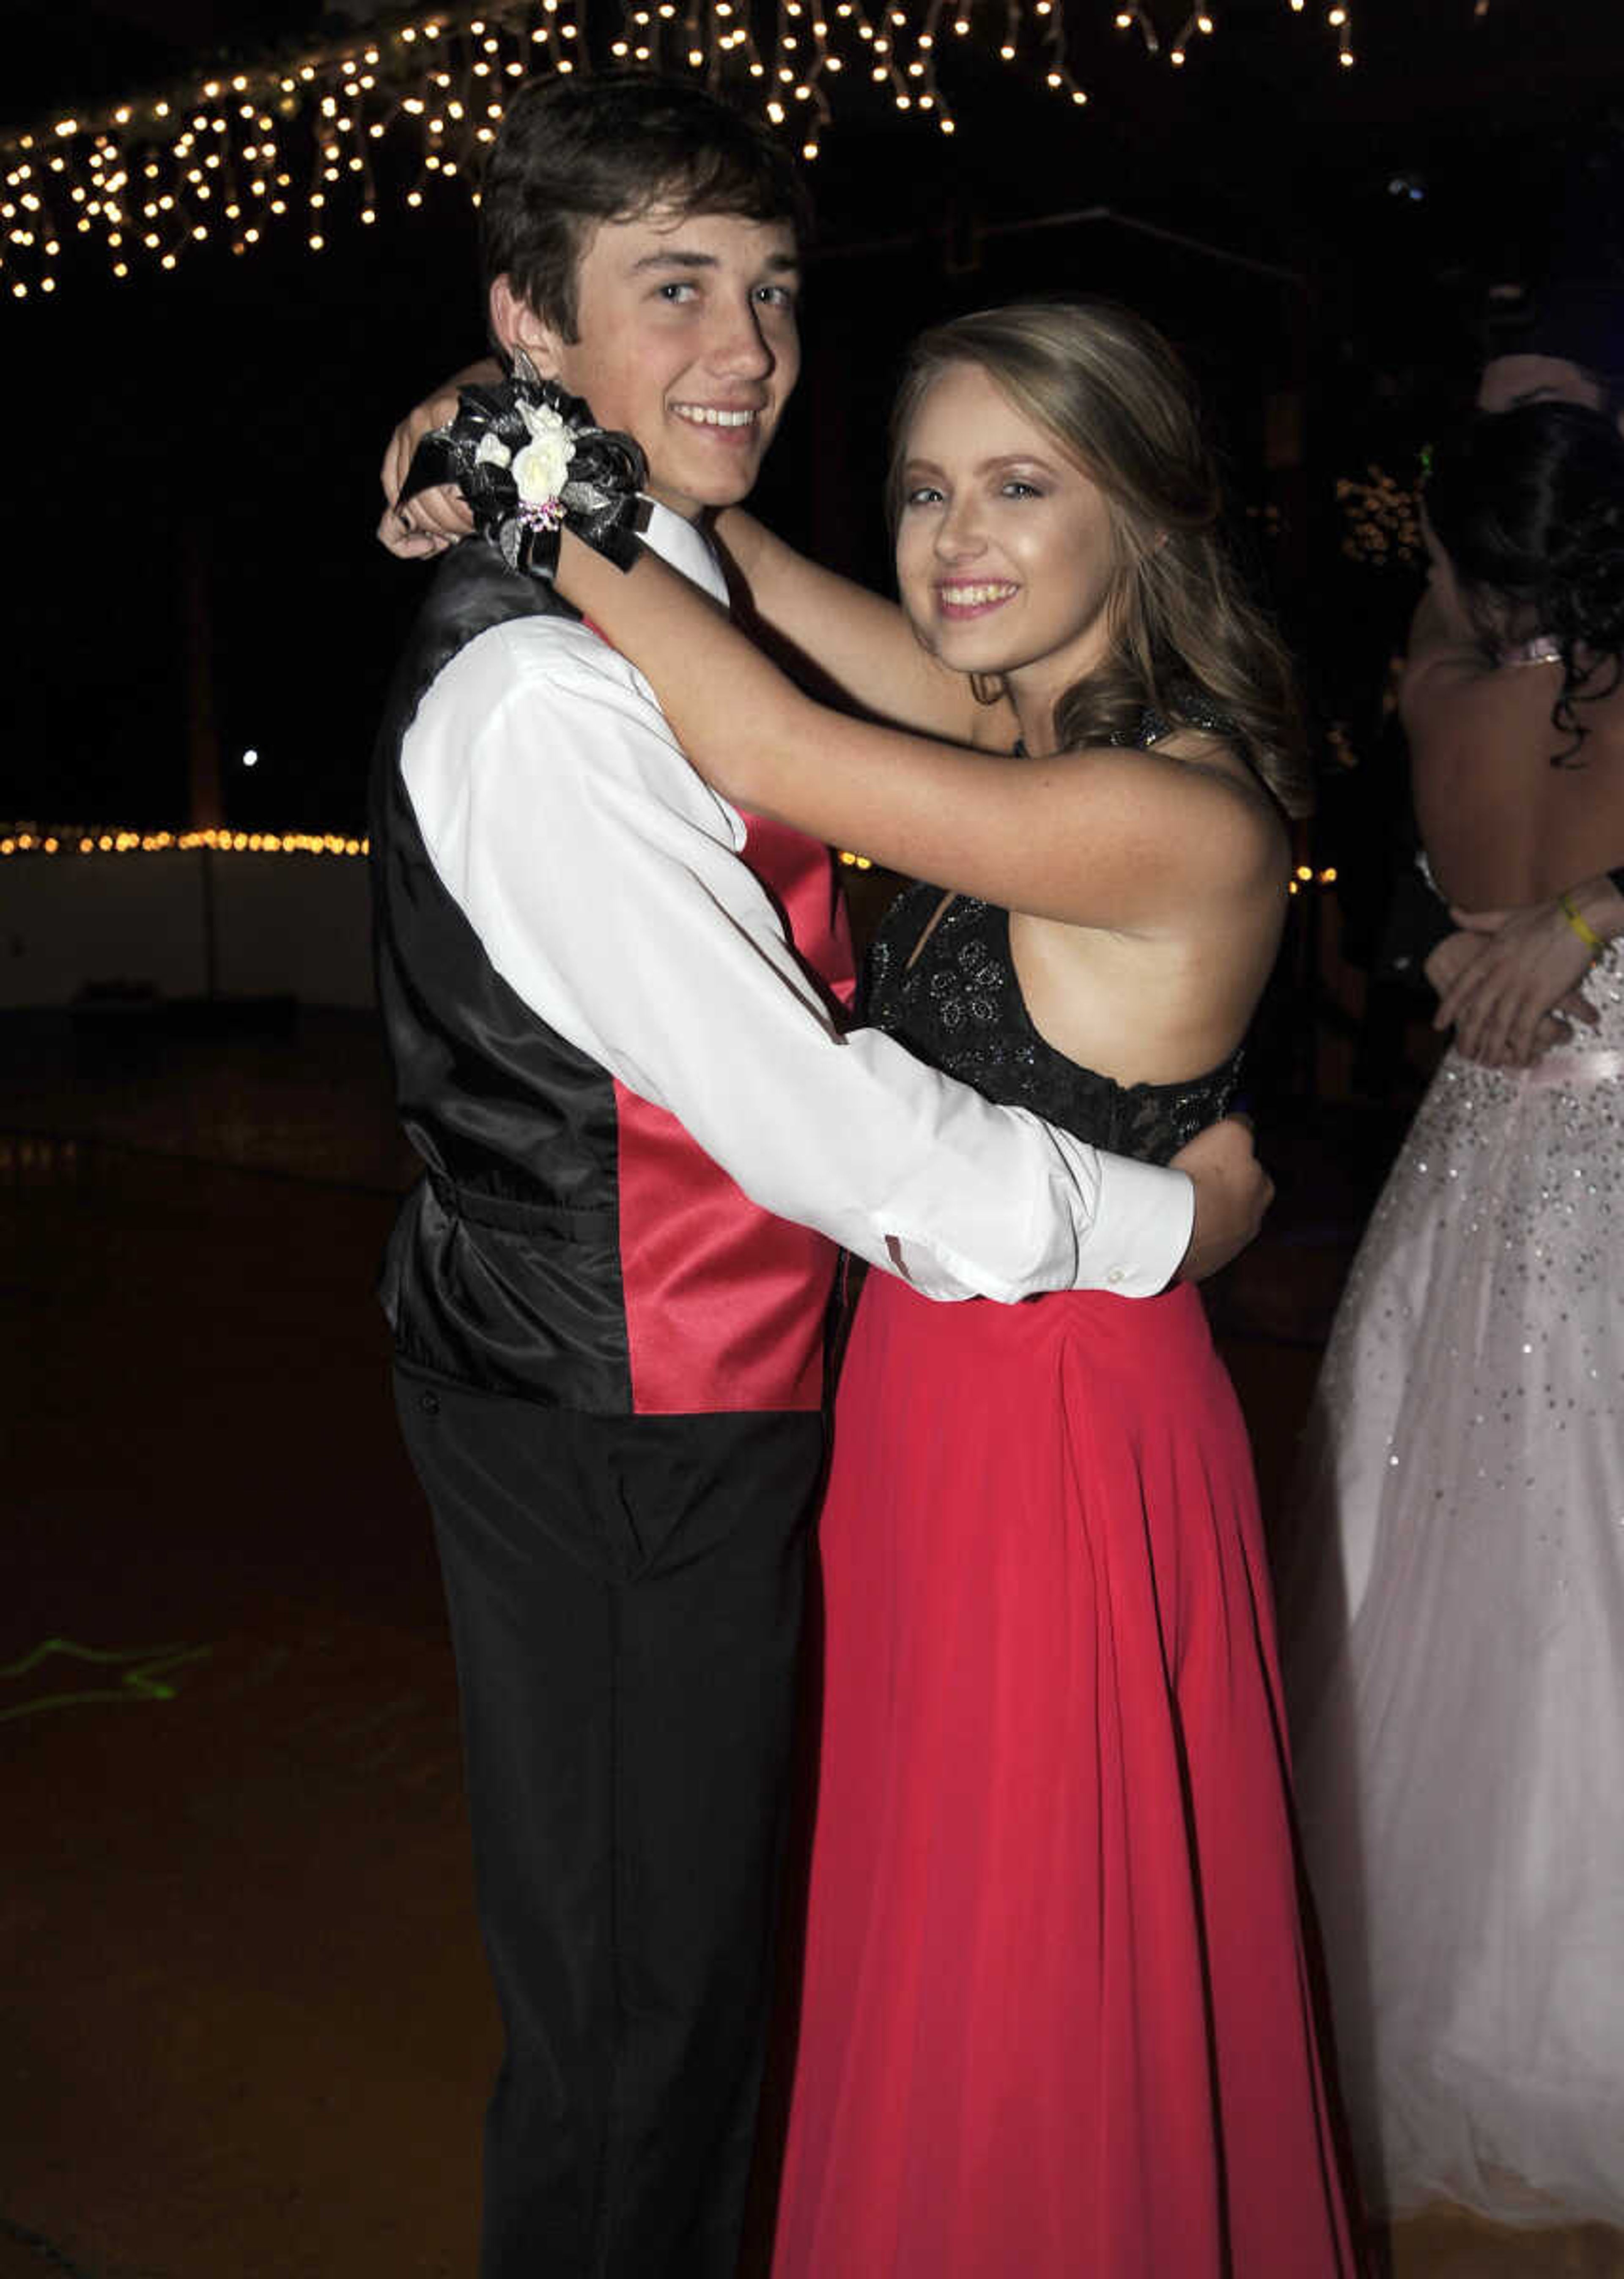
[{"x1": 886, "y1": 299, "x2": 1311, "y2": 818}]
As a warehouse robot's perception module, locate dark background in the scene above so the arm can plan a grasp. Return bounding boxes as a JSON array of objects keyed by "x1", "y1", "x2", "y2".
[{"x1": 3, "y1": 0, "x2": 1623, "y2": 837}]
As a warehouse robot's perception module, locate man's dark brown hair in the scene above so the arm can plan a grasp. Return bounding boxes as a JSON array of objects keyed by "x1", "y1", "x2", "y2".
[{"x1": 479, "y1": 72, "x2": 810, "y2": 340}]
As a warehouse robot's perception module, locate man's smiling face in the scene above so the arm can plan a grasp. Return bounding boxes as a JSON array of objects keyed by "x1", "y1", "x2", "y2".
[{"x1": 496, "y1": 203, "x2": 801, "y2": 522}]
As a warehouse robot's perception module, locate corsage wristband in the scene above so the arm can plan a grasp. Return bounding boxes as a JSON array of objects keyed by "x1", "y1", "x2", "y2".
[
  {"x1": 1558, "y1": 890, "x2": 1606, "y2": 958},
  {"x1": 399, "y1": 357, "x2": 647, "y2": 580}
]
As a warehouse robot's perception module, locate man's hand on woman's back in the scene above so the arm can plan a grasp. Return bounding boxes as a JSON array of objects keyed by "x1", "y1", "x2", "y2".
[{"x1": 1170, "y1": 1116, "x2": 1273, "y2": 1285}]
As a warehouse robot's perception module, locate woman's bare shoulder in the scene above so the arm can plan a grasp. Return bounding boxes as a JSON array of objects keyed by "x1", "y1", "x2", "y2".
[{"x1": 1113, "y1": 727, "x2": 1288, "y2": 861}]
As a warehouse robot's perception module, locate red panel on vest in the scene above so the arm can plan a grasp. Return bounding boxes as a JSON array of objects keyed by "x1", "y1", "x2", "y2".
[{"x1": 616, "y1": 807, "x2": 855, "y2": 1415}]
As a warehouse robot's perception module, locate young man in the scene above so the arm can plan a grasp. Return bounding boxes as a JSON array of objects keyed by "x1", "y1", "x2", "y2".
[{"x1": 372, "y1": 72, "x2": 1268, "y2": 2279}]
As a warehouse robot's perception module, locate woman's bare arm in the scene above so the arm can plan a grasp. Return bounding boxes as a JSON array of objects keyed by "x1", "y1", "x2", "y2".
[
  {"x1": 559, "y1": 529, "x2": 1278, "y2": 931},
  {"x1": 713, "y1": 508, "x2": 992, "y2": 741},
  {"x1": 378, "y1": 376, "x2": 999, "y2": 738}
]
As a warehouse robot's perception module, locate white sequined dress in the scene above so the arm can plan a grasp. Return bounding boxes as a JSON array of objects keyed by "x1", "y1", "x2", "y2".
[{"x1": 1282, "y1": 943, "x2": 1624, "y2": 2226}]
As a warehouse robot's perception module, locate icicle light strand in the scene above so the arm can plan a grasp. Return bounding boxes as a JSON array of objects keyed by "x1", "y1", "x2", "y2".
[{"x1": 1, "y1": 0, "x2": 1353, "y2": 299}]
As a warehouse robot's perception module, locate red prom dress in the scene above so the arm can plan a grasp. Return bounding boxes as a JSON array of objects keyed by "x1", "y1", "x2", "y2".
[{"x1": 770, "y1": 886, "x2": 1358, "y2": 2279}]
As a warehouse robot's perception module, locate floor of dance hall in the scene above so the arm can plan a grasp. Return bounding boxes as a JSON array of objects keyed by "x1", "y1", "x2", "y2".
[{"x1": 3, "y1": 1001, "x2": 1618, "y2": 2279}]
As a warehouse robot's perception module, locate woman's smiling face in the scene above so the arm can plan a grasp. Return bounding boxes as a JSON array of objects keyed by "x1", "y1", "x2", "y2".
[{"x1": 894, "y1": 359, "x2": 1123, "y2": 713}]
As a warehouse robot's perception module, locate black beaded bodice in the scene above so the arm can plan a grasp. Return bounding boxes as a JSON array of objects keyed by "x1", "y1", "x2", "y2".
[{"x1": 864, "y1": 889, "x2": 1242, "y2": 1168}]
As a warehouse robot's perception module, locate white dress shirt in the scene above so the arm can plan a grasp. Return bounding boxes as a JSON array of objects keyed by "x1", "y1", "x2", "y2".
[{"x1": 400, "y1": 502, "x2": 1195, "y2": 1304}]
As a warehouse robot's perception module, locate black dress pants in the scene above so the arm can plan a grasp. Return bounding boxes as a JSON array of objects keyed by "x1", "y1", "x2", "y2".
[{"x1": 395, "y1": 1367, "x2": 823, "y2": 2279}]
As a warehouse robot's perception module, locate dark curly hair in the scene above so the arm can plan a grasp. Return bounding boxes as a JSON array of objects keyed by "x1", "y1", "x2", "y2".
[
  {"x1": 1424, "y1": 400, "x2": 1624, "y2": 764},
  {"x1": 480, "y1": 73, "x2": 809, "y2": 342}
]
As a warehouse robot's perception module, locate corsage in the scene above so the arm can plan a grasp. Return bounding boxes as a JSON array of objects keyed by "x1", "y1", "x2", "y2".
[{"x1": 399, "y1": 356, "x2": 647, "y2": 579}]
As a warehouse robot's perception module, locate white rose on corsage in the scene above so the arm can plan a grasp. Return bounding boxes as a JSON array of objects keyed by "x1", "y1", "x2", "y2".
[
  {"x1": 403, "y1": 363, "x2": 646, "y2": 579},
  {"x1": 511, "y1": 400, "x2": 575, "y2": 518}
]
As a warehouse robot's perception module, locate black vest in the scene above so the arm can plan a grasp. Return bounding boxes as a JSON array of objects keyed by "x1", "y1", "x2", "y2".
[{"x1": 370, "y1": 544, "x2": 845, "y2": 1418}]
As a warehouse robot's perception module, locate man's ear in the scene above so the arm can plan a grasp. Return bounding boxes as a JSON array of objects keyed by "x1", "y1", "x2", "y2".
[{"x1": 488, "y1": 275, "x2": 565, "y2": 375}]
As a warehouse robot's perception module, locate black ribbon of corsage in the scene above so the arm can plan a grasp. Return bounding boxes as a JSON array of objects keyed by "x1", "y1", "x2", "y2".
[{"x1": 400, "y1": 357, "x2": 647, "y2": 579}]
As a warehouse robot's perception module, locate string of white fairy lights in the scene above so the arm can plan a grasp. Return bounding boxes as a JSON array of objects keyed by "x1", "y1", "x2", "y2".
[
  {"x1": 0, "y1": 826, "x2": 1338, "y2": 896},
  {"x1": 0, "y1": 0, "x2": 1355, "y2": 302}
]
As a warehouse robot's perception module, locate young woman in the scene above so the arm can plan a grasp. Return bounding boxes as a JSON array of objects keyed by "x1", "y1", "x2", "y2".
[
  {"x1": 545, "y1": 299, "x2": 1357, "y2": 2277},
  {"x1": 1283, "y1": 401, "x2": 1624, "y2": 2233}
]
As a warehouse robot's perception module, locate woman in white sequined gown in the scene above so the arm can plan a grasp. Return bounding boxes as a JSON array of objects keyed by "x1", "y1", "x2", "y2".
[{"x1": 1284, "y1": 400, "x2": 1624, "y2": 2229}]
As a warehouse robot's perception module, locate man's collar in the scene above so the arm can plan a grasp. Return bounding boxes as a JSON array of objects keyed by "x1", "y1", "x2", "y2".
[{"x1": 641, "y1": 499, "x2": 730, "y2": 608}]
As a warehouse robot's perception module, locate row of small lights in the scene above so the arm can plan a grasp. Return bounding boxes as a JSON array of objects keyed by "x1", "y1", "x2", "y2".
[
  {"x1": 0, "y1": 828, "x2": 366, "y2": 857},
  {"x1": 1, "y1": 0, "x2": 1355, "y2": 300},
  {"x1": 1114, "y1": 0, "x2": 1352, "y2": 70},
  {"x1": 1, "y1": 6, "x2": 562, "y2": 297},
  {"x1": 0, "y1": 831, "x2": 1340, "y2": 890}
]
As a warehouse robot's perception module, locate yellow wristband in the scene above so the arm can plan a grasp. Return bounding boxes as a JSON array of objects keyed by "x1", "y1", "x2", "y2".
[{"x1": 1559, "y1": 890, "x2": 1605, "y2": 957}]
